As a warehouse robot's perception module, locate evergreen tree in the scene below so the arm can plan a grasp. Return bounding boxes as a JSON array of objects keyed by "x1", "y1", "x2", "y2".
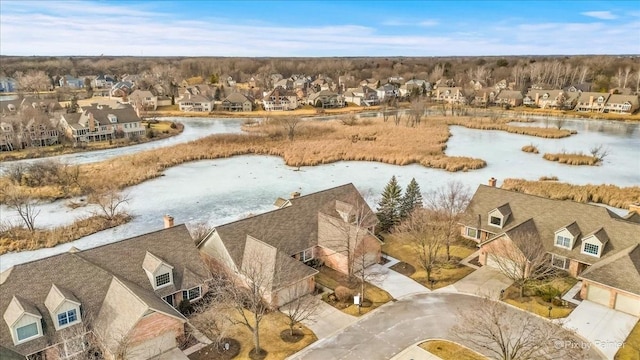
[
  {"x1": 400, "y1": 178, "x2": 423, "y2": 219},
  {"x1": 376, "y1": 176, "x2": 403, "y2": 233}
]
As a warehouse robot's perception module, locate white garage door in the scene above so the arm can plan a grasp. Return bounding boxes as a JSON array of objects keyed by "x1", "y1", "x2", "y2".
[
  {"x1": 615, "y1": 293, "x2": 640, "y2": 316},
  {"x1": 587, "y1": 285, "x2": 610, "y2": 307}
]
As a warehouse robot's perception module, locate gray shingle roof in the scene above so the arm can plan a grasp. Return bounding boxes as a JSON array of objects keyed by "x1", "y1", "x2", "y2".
[
  {"x1": 462, "y1": 185, "x2": 640, "y2": 266},
  {"x1": 580, "y1": 244, "x2": 640, "y2": 295}
]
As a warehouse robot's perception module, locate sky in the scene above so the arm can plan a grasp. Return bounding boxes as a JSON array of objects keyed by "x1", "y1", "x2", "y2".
[{"x1": 0, "y1": 0, "x2": 639, "y2": 57}]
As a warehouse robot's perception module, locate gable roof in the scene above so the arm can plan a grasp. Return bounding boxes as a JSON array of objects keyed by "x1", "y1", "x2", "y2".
[
  {"x1": 80, "y1": 103, "x2": 141, "y2": 125},
  {"x1": 462, "y1": 185, "x2": 640, "y2": 266},
  {"x1": 579, "y1": 245, "x2": 640, "y2": 295},
  {"x1": 223, "y1": 92, "x2": 252, "y2": 104},
  {"x1": 0, "y1": 224, "x2": 210, "y2": 356}
]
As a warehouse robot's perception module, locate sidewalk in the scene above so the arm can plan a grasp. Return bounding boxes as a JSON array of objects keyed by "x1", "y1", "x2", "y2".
[{"x1": 365, "y1": 255, "x2": 431, "y2": 299}]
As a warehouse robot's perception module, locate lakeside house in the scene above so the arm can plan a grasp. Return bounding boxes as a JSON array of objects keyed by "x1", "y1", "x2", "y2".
[{"x1": 59, "y1": 103, "x2": 145, "y2": 143}]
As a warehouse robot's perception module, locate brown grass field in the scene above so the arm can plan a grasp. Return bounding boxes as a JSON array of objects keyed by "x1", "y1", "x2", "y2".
[
  {"x1": 420, "y1": 340, "x2": 487, "y2": 360},
  {"x1": 502, "y1": 178, "x2": 640, "y2": 209},
  {"x1": 542, "y1": 152, "x2": 599, "y2": 165}
]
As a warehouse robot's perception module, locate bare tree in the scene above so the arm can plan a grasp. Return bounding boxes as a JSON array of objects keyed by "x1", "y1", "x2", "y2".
[
  {"x1": 55, "y1": 314, "x2": 103, "y2": 360},
  {"x1": 486, "y1": 226, "x2": 556, "y2": 297},
  {"x1": 187, "y1": 221, "x2": 213, "y2": 245},
  {"x1": 623, "y1": 66, "x2": 632, "y2": 89},
  {"x1": 424, "y1": 181, "x2": 471, "y2": 262},
  {"x1": 589, "y1": 144, "x2": 610, "y2": 163},
  {"x1": 451, "y1": 297, "x2": 587, "y2": 360},
  {"x1": 280, "y1": 292, "x2": 319, "y2": 337},
  {"x1": 408, "y1": 99, "x2": 426, "y2": 127},
  {"x1": 88, "y1": 187, "x2": 130, "y2": 221},
  {"x1": 1, "y1": 185, "x2": 40, "y2": 232},
  {"x1": 555, "y1": 116, "x2": 566, "y2": 130},
  {"x1": 14, "y1": 70, "x2": 51, "y2": 95},
  {"x1": 277, "y1": 116, "x2": 302, "y2": 141},
  {"x1": 393, "y1": 208, "x2": 444, "y2": 284}
]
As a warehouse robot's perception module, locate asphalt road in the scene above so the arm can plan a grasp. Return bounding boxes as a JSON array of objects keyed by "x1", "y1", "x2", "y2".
[{"x1": 289, "y1": 293, "x2": 605, "y2": 360}]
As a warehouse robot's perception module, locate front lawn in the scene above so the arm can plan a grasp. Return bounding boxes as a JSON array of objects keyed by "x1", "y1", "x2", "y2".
[
  {"x1": 420, "y1": 340, "x2": 487, "y2": 360},
  {"x1": 502, "y1": 277, "x2": 578, "y2": 319},
  {"x1": 316, "y1": 266, "x2": 393, "y2": 316},
  {"x1": 616, "y1": 320, "x2": 640, "y2": 360},
  {"x1": 382, "y1": 234, "x2": 477, "y2": 289}
]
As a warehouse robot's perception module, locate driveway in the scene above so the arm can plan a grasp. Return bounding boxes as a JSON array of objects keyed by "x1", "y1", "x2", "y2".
[
  {"x1": 365, "y1": 263, "x2": 430, "y2": 299},
  {"x1": 288, "y1": 293, "x2": 604, "y2": 360},
  {"x1": 563, "y1": 300, "x2": 639, "y2": 359},
  {"x1": 284, "y1": 296, "x2": 358, "y2": 340},
  {"x1": 436, "y1": 266, "x2": 512, "y2": 299}
]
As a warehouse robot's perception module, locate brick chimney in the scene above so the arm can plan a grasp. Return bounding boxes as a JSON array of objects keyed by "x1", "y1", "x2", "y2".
[
  {"x1": 290, "y1": 191, "x2": 301, "y2": 199},
  {"x1": 534, "y1": 93, "x2": 540, "y2": 105},
  {"x1": 88, "y1": 112, "x2": 95, "y2": 133},
  {"x1": 629, "y1": 203, "x2": 640, "y2": 215},
  {"x1": 589, "y1": 95, "x2": 594, "y2": 107},
  {"x1": 163, "y1": 214, "x2": 174, "y2": 229},
  {"x1": 488, "y1": 177, "x2": 497, "y2": 187}
]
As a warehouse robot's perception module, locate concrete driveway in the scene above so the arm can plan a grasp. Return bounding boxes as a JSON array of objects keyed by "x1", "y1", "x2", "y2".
[
  {"x1": 288, "y1": 293, "x2": 604, "y2": 360},
  {"x1": 284, "y1": 295, "x2": 358, "y2": 340},
  {"x1": 563, "y1": 300, "x2": 639, "y2": 359},
  {"x1": 365, "y1": 264, "x2": 430, "y2": 299},
  {"x1": 436, "y1": 266, "x2": 512, "y2": 299}
]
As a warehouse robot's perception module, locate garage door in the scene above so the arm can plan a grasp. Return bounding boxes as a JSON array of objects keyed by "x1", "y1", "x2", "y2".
[
  {"x1": 587, "y1": 285, "x2": 610, "y2": 307},
  {"x1": 486, "y1": 254, "x2": 520, "y2": 277},
  {"x1": 615, "y1": 293, "x2": 640, "y2": 316}
]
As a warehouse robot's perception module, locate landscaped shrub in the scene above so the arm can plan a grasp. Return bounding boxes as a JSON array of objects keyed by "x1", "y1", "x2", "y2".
[
  {"x1": 334, "y1": 286, "x2": 353, "y2": 302},
  {"x1": 537, "y1": 285, "x2": 562, "y2": 303}
]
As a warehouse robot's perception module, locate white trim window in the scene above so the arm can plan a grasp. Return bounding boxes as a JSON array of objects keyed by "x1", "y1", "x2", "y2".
[
  {"x1": 182, "y1": 286, "x2": 202, "y2": 301},
  {"x1": 16, "y1": 322, "x2": 40, "y2": 342},
  {"x1": 582, "y1": 243, "x2": 600, "y2": 256},
  {"x1": 551, "y1": 255, "x2": 570, "y2": 270},
  {"x1": 155, "y1": 272, "x2": 171, "y2": 287},
  {"x1": 555, "y1": 235, "x2": 571, "y2": 248},
  {"x1": 465, "y1": 227, "x2": 478, "y2": 239},
  {"x1": 302, "y1": 248, "x2": 314, "y2": 262},
  {"x1": 57, "y1": 309, "x2": 78, "y2": 327}
]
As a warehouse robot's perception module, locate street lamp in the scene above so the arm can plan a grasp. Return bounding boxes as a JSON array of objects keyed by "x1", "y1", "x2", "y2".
[
  {"x1": 548, "y1": 305, "x2": 553, "y2": 317},
  {"x1": 500, "y1": 289, "x2": 505, "y2": 299}
]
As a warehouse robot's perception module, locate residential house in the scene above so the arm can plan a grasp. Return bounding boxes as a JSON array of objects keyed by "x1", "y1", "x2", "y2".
[
  {"x1": 338, "y1": 75, "x2": 355, "y2": 92},
  {"x1": 388, "y1": 75, "x2": 404, "y2": 84},
  {"x1": 120, "y1": 74, "x2": 140, "y2": 85},
  {"x1": 376, "y1": 83, "x2": 398, "y2": 101},
  {"x1": 307, "y1": 90, "x2": 345, "y2": 109},
  {"x1": 129, "y1": 90, "x2": 158, "y2": 111},
  {"x1": 221, "y1": 92, "x2": 253, "y2": 112},
  {"x1": 293, "y1": 76, "x2": 311, "y2": 90},
  {"x1": 0, "y1": 122, "x2": 16, "y2": 151},
  {"x1": 472, "y1": 89, "x2": 498, "y2": 107},
  {"x1": 603, "y1": 94, "x2": 639, "y2": 114},
  {"x1": 177, "y1": 86, "x2": 214, "y2": 112},
  {"x1": 433, "y1": 87, "x2": 468, "y2": 104},
  {"x1": 0, "y1": 224, "x2": 212, "y2": 360},
  {"x1": 343, "y1": 86, "x2": 379, "y2": 106},
  {"x1": 91, "y1": 75, "x2": 116, "y2": 89},
  {"x1": 311, "y1": 78, "x2": 332, "y2": 92},
  {"x1": 574, "y1": 92, "x2": 610, "y2": 112},
  {"x1": 58, "y1": 75, "x2": 84, "y2": 89},
  {"x1": 59, "y1": 103, "x2": 145, "y2": 142},
  {"x1": 110, "y1": 81, "x2": 135, "y2": 98},
  {"x1": 523, "y1": 89, "x2": 575, "y2": 109},
  {"x1": 273, "y1": 78, "x2": 294, "y2": 90},
  {"x1": 0, "y1": 98, "x2": 61, "y2": 151},
  {"x1": 459, "y1": 182, "x2": 640, "y2": 316},
  {"x1": 494, "y1": 90, "x2": 524, "y2": 107},
  {"x1": 262, "y1": 86, "x2": 298, "y2": 111},
  {"x1": 197, "y1": 184, "x2": 381, "y2": 307},
  {"x1": 564, "y1": 83, "x2": 593, "y2": 93},
  {"x1": 0, "y1": 77, "x2": 17, "y2": 93},
  {"x1": 359, "y1": 78, "x2": 378, "y2": 87}
]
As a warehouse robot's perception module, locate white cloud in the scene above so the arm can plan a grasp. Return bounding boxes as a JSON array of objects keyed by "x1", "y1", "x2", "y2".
[
  {"x1": 418, "y1": 20, "x2": 439, "y2": 27},
  {"x1": 581, "y1": 11, "x2": 617, "y2": 20}
]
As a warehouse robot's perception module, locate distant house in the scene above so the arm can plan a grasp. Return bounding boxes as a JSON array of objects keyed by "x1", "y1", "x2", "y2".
[
  {"x1": 603, "y1": 94, "x2": 639, "y2": 114},
  {"x1": 59, "y1": 75, "x2": 84, "y2": 89},
  {"x1": 110, "y1": 81, "x2": 135, "y2": 98},
  {"x1": 574, "y1": 92, "x2": 610, "y2": 113},
  {"x1": 376, "y1": 83, "x2": 398, "y2": 101},
  {"x1": 473, "y1": 89, "x2": 498, "y2": 107},
  {"x1": 177, "y1": 85, "x2": 214, "y2": 112},
  {"x1": 494, "y1": 90, "x2": 524, "y2": 107},
  {"x1": 129, "y1": 90, "x2": 158, "y2": 111},
  {"x1": 307, "y1": 90, "x2": 345, "y2": 108},
  {"x1": 197, "y1": 184, "x2": 381, "y2": 307},
  {"x1": 262, "y1": 86, "x2": 298, "y2": 111},
  {"x1": 0, "y1": 224, "x2": 212, "y2": 360},
  {"x1": 221, "y1": 92, "x2": 253, "y2": 112},
  {"x1": 523, "y1": 89, "x2": 576, "y2": 109},
  {"x1": 0, "y1": 77, "x2": 17, "y2": 93},
  {"x1": 91, "y1": 74, "x2": 116, "y2": 89},
  {"x1": 343, "y1": 86, "x2": 379, "y2": 106},
  {"x1": 60, "y1": 103, "x2": 145, "y2": 142},
  {"x1": 273, "y1": 78, "x2": 294, "y2": 90},
  {"x1": 433, "y1": 87, "x2": 468, "y2": 104},
  {"x1": 460, "y1": 182, "x2": 640, "y2": 316},
  {"x1": 0, "y1": 98, "x2": 61, "y2": 151}
]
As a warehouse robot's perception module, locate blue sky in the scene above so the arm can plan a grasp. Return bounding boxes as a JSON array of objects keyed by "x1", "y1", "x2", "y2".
[{"x1": 1, "y1": 0, "x2": 638, "y2": 56}]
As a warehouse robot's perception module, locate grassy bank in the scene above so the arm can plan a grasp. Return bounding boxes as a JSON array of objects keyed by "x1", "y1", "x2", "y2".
[
  {"x1": 149, "y1": 104, "x2": 383, "y2": 119},
  {"x1": 448, "y1": 118, "x2": 573, "y2": 138},
  {"x1": 522, "y1": 144, "x2": 539, "y2": 153},
  {"x1": 0, "y1": 120, "x2": 183, "y2": 162},
  {"x1": 420, "y1": 340, "x2": 486, "y2": 360},
  {"x1": 502, "y1": 178, "x2": 640, "y2": 209},
  {"x1": 0, "y1": 214, "x2": 130, "y2": 254},
  {"x1": 512, "y1": 107, "x2": 640, "y2": 122},
  {"x1": 542, "y1": 152, "x2": 599, "y2": 165}
]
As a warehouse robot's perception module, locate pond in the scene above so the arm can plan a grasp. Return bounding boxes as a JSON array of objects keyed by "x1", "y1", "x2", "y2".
[{"x1": 1, "y1": 117, "x2": 638, "y2": 270}]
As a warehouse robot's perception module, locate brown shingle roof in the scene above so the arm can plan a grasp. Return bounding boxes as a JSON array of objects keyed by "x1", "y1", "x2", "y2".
[
  {"x1": 579, "y1": 245, "x2": 640, "y2": 295},
  {"x1": 462, "y1": 185, "x2": 640, "y2": 266}
]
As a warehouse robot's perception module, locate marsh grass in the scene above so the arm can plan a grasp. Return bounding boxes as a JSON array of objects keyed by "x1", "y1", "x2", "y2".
[
  {"x1": 522, "y1": 144, "x2": 539, "y2": 153},
  {"x1": 502, "y1": 178, "x2": 640, "y2": 209},
  {"x1": 542, "y1": 152, "x2": 599, "y2": 165},
  {"x1": 0, "y1": 214, "x2": 131, "y2": 254}
]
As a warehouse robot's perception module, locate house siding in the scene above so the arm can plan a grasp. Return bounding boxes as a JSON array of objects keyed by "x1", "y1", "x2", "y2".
[{"x1": 128, "y1": 312, "x2": 183, "y2": 349}]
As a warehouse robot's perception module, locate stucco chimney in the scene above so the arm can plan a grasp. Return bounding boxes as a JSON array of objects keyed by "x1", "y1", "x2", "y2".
[
  {"x1": 589, "y1": 95, "x2": 594, "y2": 106},
  {"x1": 629, "y1": 203, "x2": 640, "y2": 215},
  {"x1": 163, "y1": 214, "x2": 174, "y2": 229},
  {"x1": 88, "y1": 112, "x2": 95, "y2": 133},
  {"x1": 488, "y1": 177, "x2": 497, "y2": 187},
  {"x1": 290, "y1": 191, "x2": 301, "y2": 199},
  {"x1": 534, "y1": 93, "x2": 540, "y2": 105}
]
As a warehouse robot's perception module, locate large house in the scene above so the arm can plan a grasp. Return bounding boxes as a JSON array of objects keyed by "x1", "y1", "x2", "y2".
[
  {"x1": 0, "y1": 98, "x2": 61, "y2": 151},
  {"x1": 177, "y1": 88, "x2": 214, "y2": 112},
  {"x1": 433, "y1": 87, "x2": 468, "y2": 104},
  {"x1": 221, "y1": 92, "x2": 253, "y2": 112},
  {"x1": 58, "y1": 75, "x2": 84, "y2": 89},
  {"x1": 343, "y1": 86, "x2": 379, "y2": 106},
  {"x1": 603, "y1": 94, "x2": 639, "y2": 114},
  {"x1": 129, "y1": 90, "x2": 158, "y2": 111},
  {"x1": 0, "y1": 224, "x2": 212, "y2": 360},
  {"x1": 197, "y1": 184, "x2": 381, "y2": 307},
  {"x1": 307, "y1": 90, "x2": 345, "y2": 109},
  {"x1": 459, "y1": 182, "x2": 640, "y2": 316},
  {"x1": 262, "y1": 86, "x2": 298, "y2": 111},
  {"x1": 60, "y1": 103, "x2": 145, "y2": 143},
  {"x1": 574, "y1": 92, "x2": 610, "y2": 112}
]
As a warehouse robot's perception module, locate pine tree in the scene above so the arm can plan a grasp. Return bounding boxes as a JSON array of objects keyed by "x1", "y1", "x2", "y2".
[
  {"x1": 377, "y1": 176, "x2": 402, "y2": 233},
  {"x1": 400, "y1": 178, "x2": 423, "y2": 219}
]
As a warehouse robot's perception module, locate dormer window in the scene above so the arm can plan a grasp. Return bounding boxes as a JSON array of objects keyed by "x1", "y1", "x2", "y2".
[
  {"x1": 488, "y1": 204, "x2": 510, "y2": 229},
  {"x1": 4, "y1": 296, "x2": 43, "y2": 345},
  {"x1": 554, "y1": 222, "x2": 580, "y2": 250},
  {"x1": 556, "y1": 235, "x2": 571, "y2": 248},
  {"x1": 580, "y1": 228, "x2": 607, "y2": 258},
  {"x1": 583, "y1": 243, "x2": 599, "y2": 255},
  {"x1": 45, "y1": 284, "x2": 82, "y2": 330},
  {"x1": 107, "y1": 114, "x2": 117, "y2": 123},
  {"x1": 490, "y1": 216, "x2": 501, "y2": 226},
  {"x1": 57, "y1": 309, "x2": 78, "y2": 327},
  {"x1": 143, "y1": 251, "x2": 174, "y2": 290},
  {"x1": 155, "y1": 272, "x2": 171, "y2": 287}
]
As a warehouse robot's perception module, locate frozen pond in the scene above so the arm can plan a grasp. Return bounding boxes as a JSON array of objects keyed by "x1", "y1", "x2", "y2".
[{"x1": 1, "y1": 117, "x2": 639, "y2": 270}]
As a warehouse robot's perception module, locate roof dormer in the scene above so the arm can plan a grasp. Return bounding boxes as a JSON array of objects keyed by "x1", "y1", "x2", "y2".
[
  {"x1": 107, "y1": 114, "x2": 118, "y2": 123},
  {"x1": 44, "y1": 284, "x2": 82, "y2": 330},
  {"x1": 142, "y1": 251, "x2": 174, "y2": 290},
  {"x1": 488, "y1": 203, "x2": 511, "y2": 228},
  {"x1": 554, "y1": 221, "x2": 580, "y2": 249},
  {"x1": 3, "y1": 296, "x2": 43, "y2": 345},
  {"x1": 581, "y1": 227, "x2": 608, "y2": 258}
]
